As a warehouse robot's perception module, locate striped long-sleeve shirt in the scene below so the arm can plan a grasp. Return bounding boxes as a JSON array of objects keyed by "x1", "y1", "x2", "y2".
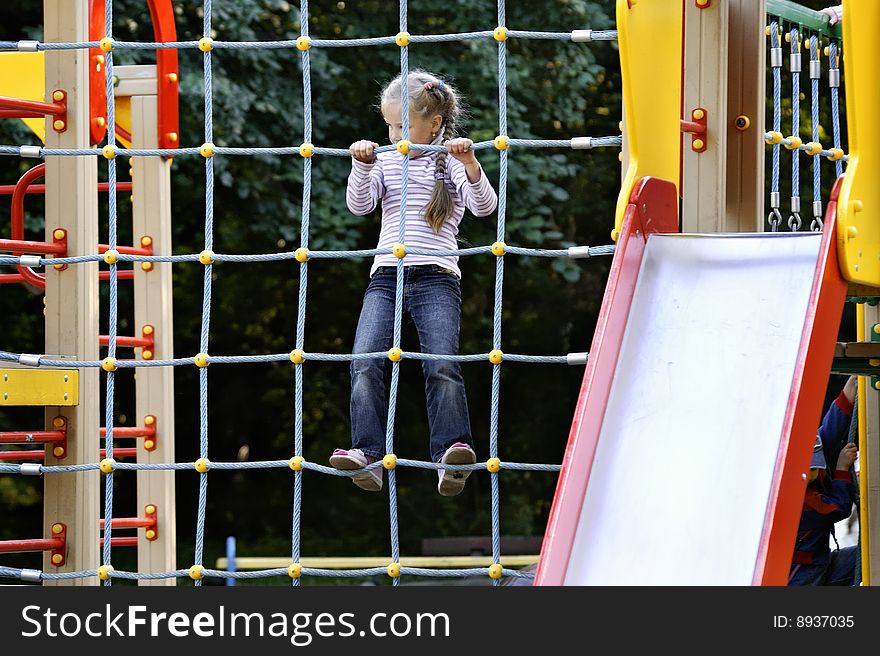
[{"x1": 346, "y1": 144, "x2": 497, "y2": 278}]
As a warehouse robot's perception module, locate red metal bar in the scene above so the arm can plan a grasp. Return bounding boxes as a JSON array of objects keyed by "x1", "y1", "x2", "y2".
[
  {"x1": 0, "y1": 182, "x2": 133, "y2": 196},
  {"x1": 680, "y1": 119, "x2": 705, "y2": 134},
  {"x1": 101, "y1": 517, "x2": 156, "y2": 529},
  {"x1": 0, "y1": 110, "x2": 45, "y2": 119},
  {"x1": 89, "y1": 0, "x2": 107, "y2": 145},
  {"x1": 9, "y1": 164, "x2": 58, "y2": 288},
  {"x1": 0, "y1": 430, "x2": 64, "y2": 445},
  {"x1": 101, "y1": 537, "x2": 139, "y2": 548},
  {"x1": 0, "y1": 95, "x2": 65, "y2": 117},
  {"x1": 0, "y1": 237, "x2": 66, "y2": 255},
  {"x1": 100, "y1": 425, "x2": 156, "y2": 439},
  {"x1": 0, "y1": 270, "x2": 135, "y2": 286},
  {"x1": 98, "y1": 243, "x2": 153, "y2": 257},
  {"x1": 0, "y1": 447, "x2": 137, "y2": 461},
  {"x1": 99, "y1": 335, "x2": 153, "y2": 349},
  {"x1": 0, "y1": 537, "x2": 65, "y2": 553},
  {"x1": 0, "y1": 523, "x2": 65, "y2": 565}
]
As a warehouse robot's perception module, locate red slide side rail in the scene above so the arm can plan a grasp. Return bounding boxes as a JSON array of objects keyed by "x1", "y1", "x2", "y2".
[{"x1": 754, "y1": 176, "x2": 848, "y2": 584}]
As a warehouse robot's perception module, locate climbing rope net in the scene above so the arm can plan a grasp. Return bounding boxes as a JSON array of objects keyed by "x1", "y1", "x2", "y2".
[
  {"x1": 0, "y1": 0, "x2": 622, "y2": 586},
  {"x1": 764, "y1": 16, "x2": 846, "y2": 233}
]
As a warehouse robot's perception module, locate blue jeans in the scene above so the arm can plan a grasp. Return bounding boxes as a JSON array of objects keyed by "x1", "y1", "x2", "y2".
[
  {"x1": 788, "y1": 546, "x2": 858, "y2": 586},
  {"x1": 350, "y1": 265, "x2": 473, "y2": 463}
]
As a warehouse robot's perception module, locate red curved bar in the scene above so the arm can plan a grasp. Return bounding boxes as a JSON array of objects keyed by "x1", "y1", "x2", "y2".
[
  {"x1": 0, "y1": 182, "x2": 133, "y2": 196},
  {"x1": 10, "y1": 164, "x2": 58, "y2": 288},
  {"x1": 89, "y1": 0, "x2": 178, "y2": 151}
]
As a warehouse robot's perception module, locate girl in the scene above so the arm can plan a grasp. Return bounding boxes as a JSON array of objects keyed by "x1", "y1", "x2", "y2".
[{"x1": 330, "y1": 70, "x2": 497, "y2": 496}]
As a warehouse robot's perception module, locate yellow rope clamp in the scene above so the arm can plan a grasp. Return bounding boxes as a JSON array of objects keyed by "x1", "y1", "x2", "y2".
[
  {"x1": 102, "y1": 145, "x2": 117, "y2": 159},
  {"x1": 99, "y1": 458, "x2": 116, "y2": 473},
  {"x1": 487, "y1": 457, "x2": 501, "y2": 473},
  {"x1": 610, "y1": 228, "x2": 619, "y2": 242},
  {"x1": 99, "y1": 37, "x2": 114, "y2": 52},
  {"x1": 491, "y1": 241, "x2": 506, "y2": 256},
  {"x1": 199, "y1": 143, "x2": 214, "y2": 158},
  {"x1": 198, "y1": 37, "x2": 214, "y2": 52},
  {"x1": 288, "y1": 563, "x2": 302, "y2": 578},
  {"x1": 493, "y1": 26, "x2": 508, "y2": 41},
  {"x1": 387, "y1": 563, "x2": 401, "y2": 578},
  {"x1": 289, "y1": 456, "x2": 304, "y2": 471},
  {"x1": 189, "y1": 565, "x2": 204, "y2": 580},
  {"x1": 101, "y1": 357, "x2": 117, "y2": 372},
  {"x1": 392, "y1": 243, "x2": 406, "y2": 258},
  {"x1": 764, "y1": 131, "x2": 784, "y2": 145},
  {"x1": 488, "y1": 563, "x2": 503, "y2": 580},
  {"x1": 489, "y1": 349, "x2": 503, "y2": 364},
  {"x1": 198, "y1": 250, "x2": 214, "y2": 265},
  {"x1": 289, "y1": 349, "x2": 304, "y2": 364},
  {"x1": 383, "y1": 454, "x2": 397, "y2": 470},
  {"x1": 827, "y1": 148, "x2": 845, "y2": 161},
  {"x1": 194, "y1": 353, "x2": 210, "y2": 367},
  {"x1": 494, "y1": 135, "x2": 508, "y2": 150},
  {"x1": 396, "y1": 140, "x2": 410, "y2": 155},
  {"x1": 194, "y1": 458, "x2": 210, "y2": 473},
  {"x1": 388, "y1": 348, "x2": 402, "y2": 362},
  {"x1": 98, "y1": 565, "x2": 114, "y2": 580},
  {"x1": 299, "y1": 143, "x2": 313, "y2": 158},
  {"x1": 103, "y1": 249, "x2": 118, "y2": 265},
  {"x1": 805, "y1": 142, "x2": 823, "y2": 156},
  {"x1": 296, "y1": 36, "x2": 311, "y2": 51},
  {"x1": 294, "y1": 247, "x2": 309, "y2": 262},
  {"x1": 395, "y1": 32, "x2": 410, "y2": 47},
  {"x1": 784, "y1": 136, "x2": 802, "y2": 150}
]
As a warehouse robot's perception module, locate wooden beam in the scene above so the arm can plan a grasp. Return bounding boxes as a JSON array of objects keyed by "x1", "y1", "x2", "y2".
[
  {"x1": 42, "y1": 0, "x2": 99, "y2": 585},
  {"x1": 132, "y1": 91, "x2": 177, "y2": 585}
]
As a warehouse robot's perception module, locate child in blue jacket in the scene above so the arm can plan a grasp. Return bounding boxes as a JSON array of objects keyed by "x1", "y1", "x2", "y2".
[{"x1": 788, "y1": 377, "x2": 858, "y2": 586}]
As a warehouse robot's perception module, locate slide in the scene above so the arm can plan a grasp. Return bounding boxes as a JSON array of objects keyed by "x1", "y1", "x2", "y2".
[{"x1": 536, "y1": 177, "x2": 848, "y2": 585}]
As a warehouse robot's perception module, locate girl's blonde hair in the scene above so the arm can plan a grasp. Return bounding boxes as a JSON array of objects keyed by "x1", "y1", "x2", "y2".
[{"x1": 380, "y1": 70, "x2": 462, "y2": 233}]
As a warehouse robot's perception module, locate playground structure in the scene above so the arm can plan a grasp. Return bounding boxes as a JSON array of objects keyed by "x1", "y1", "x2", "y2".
[{"x1": 0, "y1": 0, "x2": 878, "y2": 586}]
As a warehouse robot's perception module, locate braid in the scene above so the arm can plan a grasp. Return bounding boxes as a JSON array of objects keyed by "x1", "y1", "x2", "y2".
[{"x1": 424, "y1": 117, "x2": 456, "y2": 233}]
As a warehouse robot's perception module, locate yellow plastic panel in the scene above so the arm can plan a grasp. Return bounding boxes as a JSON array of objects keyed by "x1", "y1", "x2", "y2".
[
  {"x1": 836, "y1": 0, "x2": 880, "y2": 285},
  {"x1": 0, "y1": 369, "x2": 79, "y2": 406},
  {"x1": 0, "y1": 52, "x2": 47, "y2": 142},
  {"x1": 614, "y1": 0, "x2": 683, "y2": 233},
  {"x1": 115, "y1": 96, "x2": 132, "y2": 148}
]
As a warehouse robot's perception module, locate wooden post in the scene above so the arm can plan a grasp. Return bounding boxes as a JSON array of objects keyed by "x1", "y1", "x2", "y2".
[
  {"x1": 119, "y1": 64, "x2": 177, "y2": 585},
  {"x1": 725, "y1": 0, "x2": 766, "y2": 232},
  {"x1": 681, "y1": 0, "x2": 729, "y2": 233},
  {"x1": 41, "y1": 0, "x2": 100, "y2": 585}
]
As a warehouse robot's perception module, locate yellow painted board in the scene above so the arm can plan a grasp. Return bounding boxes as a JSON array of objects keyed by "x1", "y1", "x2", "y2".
[
  {"x1": 0, "y1": 52, "x2": 47, "y2": 142},
  {"x1": 0, "y1": 368, "x2": 78, "y2": 406},
  {"x1": 215, "y1": 555, "x2": 539, "y2": 570},
  {"x1": 614, "y1": 0, "x2": 683, "y2": 233},
  {"x1": 836, "y1": 0, "x2": 880, "y2": 285}
]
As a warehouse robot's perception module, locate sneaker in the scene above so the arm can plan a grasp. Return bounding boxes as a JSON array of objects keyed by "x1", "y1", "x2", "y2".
[
  {"x1": 437, "y1": 442, "x2": 476, "y2": 497},
  {"x1": 329, "y1": 448, "x2": 382, "y2": 492}
]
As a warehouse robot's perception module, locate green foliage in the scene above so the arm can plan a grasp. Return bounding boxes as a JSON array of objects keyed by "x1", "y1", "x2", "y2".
[{"x1": 0, "y1": 0, "x2": 619, "y2": 580}]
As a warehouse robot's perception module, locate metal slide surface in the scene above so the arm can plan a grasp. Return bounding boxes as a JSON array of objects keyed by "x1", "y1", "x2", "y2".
[
  {"x1": 568, "y1": 232, "x2": 820, "y2": 584},
  {"x1": 536, "y1": 177, "x2": 848, "y2": 585}
]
